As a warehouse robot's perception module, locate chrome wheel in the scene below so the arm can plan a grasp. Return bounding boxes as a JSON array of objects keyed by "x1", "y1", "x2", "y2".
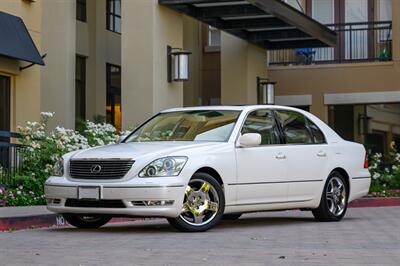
[
  {"x1": 179, "y1": 179, "x2": 220, "y2": 226},
  {"x1": 326, "y1": 176, "x2": 346, "y2": 216}
]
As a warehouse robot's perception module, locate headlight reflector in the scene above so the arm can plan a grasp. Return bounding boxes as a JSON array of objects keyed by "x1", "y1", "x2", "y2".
[
  {"x1": 139, "y1": 157, "x2": 187, "y2": 177},
  {"x1": 53, "y1": 158, "x2": 64, "y2": 177}
]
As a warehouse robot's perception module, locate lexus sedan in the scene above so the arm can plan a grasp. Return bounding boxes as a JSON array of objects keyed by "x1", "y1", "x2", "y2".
[{"x1": 45, "y1": 105, "x2": 371, "y2": 232}]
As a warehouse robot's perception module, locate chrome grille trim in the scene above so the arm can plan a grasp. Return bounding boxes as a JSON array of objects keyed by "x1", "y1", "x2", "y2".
[{"x1": 69, "y1": 159, "x2": 134, "y2": 179}]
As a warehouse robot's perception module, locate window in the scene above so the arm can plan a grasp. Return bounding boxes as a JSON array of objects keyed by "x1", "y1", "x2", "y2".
[
  {"x1": 76, "y1": 0, "x2": 87, "y2": 22},
  {"x1": 328, "y1": 103, "x2": 400, "y2": 155},
  {"x1": 284, "y1": 0, "x2": 305, "y2": 12},
  {"x1": 306, "y1": 118, "x2": 326, "y2": 144},
  {"x1": 208, "y1": 26, "x2": 221, "y2": 47},
  {"x1": 125, "y1": 111, "x2": 240, "y2": 143},
  {"x1": 276, "y1": 110, "x2": 313, "y2": 144},
  {"x1": 241, "y1": 110, "x2": 280, "y2": 145},
  {"x1": 107, "y1": 0, "x2": 121, "y2": 33},
  {"x1": 106, "y1": 64, "x2": 121, "y2": 130},
  {"x1": 75, "y1": 55, "x2": 86, "y2": 125}
]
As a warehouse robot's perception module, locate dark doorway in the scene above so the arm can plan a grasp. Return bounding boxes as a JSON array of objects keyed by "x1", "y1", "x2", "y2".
[{"x1": 0, "y1": 75, "x2": 10, "y2": 142}]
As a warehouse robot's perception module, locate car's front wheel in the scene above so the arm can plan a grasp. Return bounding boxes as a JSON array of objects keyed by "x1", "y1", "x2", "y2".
[
  {"x1": 63, "y1": 214, "x2": 112, "y2": 229},
  {"x1": 312, "y1": 171, "x2": 348, "y2": 222},
  {"x1": 167, "y1": 173, "x2": 225, "y2": 232}
]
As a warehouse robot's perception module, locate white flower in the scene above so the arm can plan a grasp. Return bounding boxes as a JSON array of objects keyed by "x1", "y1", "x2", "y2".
[
  {"x1": 373, "y1": 172, "x2": 381, "y2": 179},
  {"x1": 40, "y1": 111, "x2": 55, "y2": 118}
]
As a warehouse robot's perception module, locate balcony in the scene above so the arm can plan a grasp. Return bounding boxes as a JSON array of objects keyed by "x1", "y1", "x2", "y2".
[{"x1": 268, "y1": 21, "x2": 392, "y2": 66}]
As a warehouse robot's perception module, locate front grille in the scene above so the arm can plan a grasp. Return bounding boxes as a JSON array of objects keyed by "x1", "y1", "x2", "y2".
[
  {"x1": 69, "y1": 159, "x2": 134, "y2": 179},
  {"x1": 65, "y1": 199, "x2": 126, "y2": 208}
]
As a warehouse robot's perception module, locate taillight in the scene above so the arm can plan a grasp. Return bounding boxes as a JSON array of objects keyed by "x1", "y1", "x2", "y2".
[{"x1": 364, "y1": 153, "x2": 369, "y2": 168}]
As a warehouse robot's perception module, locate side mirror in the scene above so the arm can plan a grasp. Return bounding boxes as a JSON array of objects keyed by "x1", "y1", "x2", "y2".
[
  {"x1": 117, "y1": 135, "x2": 128, "y2": 144},
  {"x1": 238, "y1": 133, "x2": 261, "y2": 148}
]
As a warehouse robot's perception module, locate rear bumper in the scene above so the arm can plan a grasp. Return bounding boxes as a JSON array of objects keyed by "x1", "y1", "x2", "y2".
[
  {"x1": 349, "y1": 176, "x2": 371, "y2": 202},
  {"x1": 45, "y1": 183, "x2": 186, "y2": 218}
]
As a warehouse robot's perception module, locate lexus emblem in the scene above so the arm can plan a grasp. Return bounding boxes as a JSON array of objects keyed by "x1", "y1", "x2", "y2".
[{"x1": 90, "y1": 164, "x2": 102, "y2": 174}]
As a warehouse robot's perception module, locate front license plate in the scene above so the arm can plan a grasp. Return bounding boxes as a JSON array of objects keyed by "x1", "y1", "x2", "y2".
[{"x1": 78, "y1": 187, "x2": 100, "y2": 200}]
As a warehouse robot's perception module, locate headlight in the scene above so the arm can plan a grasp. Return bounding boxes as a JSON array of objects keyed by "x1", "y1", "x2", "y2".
[
  {"x1": 139, "y1": 157, "x2": 187, "y2": 177},
  {"x1": 52, "y1": 158, "x2": 64, "y2": 177}
]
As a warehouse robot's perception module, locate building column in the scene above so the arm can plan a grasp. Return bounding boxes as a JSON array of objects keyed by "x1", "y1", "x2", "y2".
[
  {"x1": 392, "y1": 0, "x2": 400, "y2": 61},
  {"x1": 121, "y1": 0, "x2": 183, "y2": 129},
  {"x1": 40, "y1": 0, "x2": 76, "y2": 129},
  {"x1": 220, "y1": 32, "x2": 267, "y2": 105}
]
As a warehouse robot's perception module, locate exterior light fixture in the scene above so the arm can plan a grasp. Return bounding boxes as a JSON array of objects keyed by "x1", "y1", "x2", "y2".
[
  {"x1": 167, "y1": 45, "x2": 191, "y2": 82},
  {"x1": 257, "y1": 77, "x2": 276, "y2": 105}
]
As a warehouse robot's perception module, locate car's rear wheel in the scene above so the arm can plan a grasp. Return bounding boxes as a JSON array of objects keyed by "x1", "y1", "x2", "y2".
[
  {"x1": 312, "y1": 171, "x2": 348, "y2": 222},
  {"x1": 63, "y1": 214, "x2": 112, "y2": 229},
  {"x1": 167, "y1": 173, "x2": 225, "y2": 232},
  {"x1": 222, "y1": 213, "x2": 242, "y2": 220}
]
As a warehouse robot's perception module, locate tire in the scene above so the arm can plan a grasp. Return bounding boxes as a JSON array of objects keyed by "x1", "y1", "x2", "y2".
[
  {"x1": 312, "y1": 171, "x2": 348, "y2": 222},
  {"x1": 222, "y1": 213, "x2": 242, "y2": 220},
  {"x1": 63, "y1": 214, "x2": 112, "y2": 229},
  {"x1": 167, "y1": 172, "x2": 225, "y2": 232}
]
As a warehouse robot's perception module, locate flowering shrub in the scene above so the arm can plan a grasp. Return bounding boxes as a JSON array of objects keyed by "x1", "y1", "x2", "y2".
[
  {"x1": 1, "y1": 112, "x2": 128, "y2": 207},
  {"x1": 368, "y1": 142, "x2": 400, "y2": 197}
]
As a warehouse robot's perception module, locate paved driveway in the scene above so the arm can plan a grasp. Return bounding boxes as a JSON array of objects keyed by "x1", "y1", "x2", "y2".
[{"x1": 0, "y1": 207, "x2": 399, "y2": 266}]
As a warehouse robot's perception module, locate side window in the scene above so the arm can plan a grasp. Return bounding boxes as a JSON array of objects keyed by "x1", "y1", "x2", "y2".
[
  {"x1": 276, "y1": 110, "x2": 313, "y2": 144},
  {"x1": 241, "y1": 109, "x2": 280, "y2": 145},
  {"x1": 306, "y1": 118, "x2": 326, "y2": 144}
]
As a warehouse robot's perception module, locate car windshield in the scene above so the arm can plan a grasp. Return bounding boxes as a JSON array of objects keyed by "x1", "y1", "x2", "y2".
[{"x1": 125, "y1": 110, "x2": 241, "y2": 143}]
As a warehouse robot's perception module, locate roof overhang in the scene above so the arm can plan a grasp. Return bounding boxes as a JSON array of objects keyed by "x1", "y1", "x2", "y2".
[
  {"x1": 0, "y1": 11, "x2": 45, "y2": 66},
  {"x1": 158, "y1": 0, "x2": 337, "y2": 49}
]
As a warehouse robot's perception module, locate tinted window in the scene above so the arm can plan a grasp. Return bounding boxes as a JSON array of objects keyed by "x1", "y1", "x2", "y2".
[
  {"x1": 276, "y1": 110, "x2": 313, "y2": 144},
  {"x1": 307, "y1": 118, "x2": 326, "y2": 144},
  {"x1": 241, "y1": 110, "x2": 280, "y2": 145}
]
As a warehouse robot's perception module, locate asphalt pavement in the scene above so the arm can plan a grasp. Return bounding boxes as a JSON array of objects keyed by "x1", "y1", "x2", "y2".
[{"x1": 0, "y1": 207, "x2": 399, "y2": 266}]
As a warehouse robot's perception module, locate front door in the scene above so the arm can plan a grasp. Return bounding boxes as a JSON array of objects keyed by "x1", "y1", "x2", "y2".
[
  {"x1": 235, "y1": 109, "x2": 288, "y2": 206},
  {"x1": 0, "y1": 75, "x2": 10, "y2": 140}
]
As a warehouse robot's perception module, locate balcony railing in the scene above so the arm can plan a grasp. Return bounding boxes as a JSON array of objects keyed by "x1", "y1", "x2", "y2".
[
  {"x1": 268, "y1": 21, "x2": 392, "y2": 66},
  {"x1": 0, "y1": 131, "x2": 23, "y2": 188}
]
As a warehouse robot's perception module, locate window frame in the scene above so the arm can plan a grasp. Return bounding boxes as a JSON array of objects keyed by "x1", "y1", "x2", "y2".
[
  {"x1": 106, "y1": 0, "x2": 121, "y2": 34},
  {"x1": 76, "y1": 0, "x2": 87, "y2": 22},
  {"x1": 236, "y1": 109, "x2": 284, "y2": 146},
  {"x1": 274, "y1": 109, "x2": 327, "y2": 146}
]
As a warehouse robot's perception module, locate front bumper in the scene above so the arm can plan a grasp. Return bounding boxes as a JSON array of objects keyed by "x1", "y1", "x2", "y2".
[{"x1": 45, "y1": 178, "x2": 186, "y2": 218}]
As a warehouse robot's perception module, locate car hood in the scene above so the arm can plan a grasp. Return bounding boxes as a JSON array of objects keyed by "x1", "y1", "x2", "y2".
[{"x1": 70, "y1": 141, "x2": 223, "y2": 160}]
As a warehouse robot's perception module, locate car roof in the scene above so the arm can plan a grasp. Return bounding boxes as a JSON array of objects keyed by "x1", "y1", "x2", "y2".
[{"x1": 162, "y1": 105, "x2": 303, "y2": 113}]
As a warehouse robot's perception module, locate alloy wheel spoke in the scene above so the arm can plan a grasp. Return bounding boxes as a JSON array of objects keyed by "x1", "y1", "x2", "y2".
[
  {"x1": 205, "y1": 200, "x2": 219, "y2": 212},
  {"x1": 185, "y1": 185, "x2": 194, "y2": 197},
  {"x1": 326, "y1": 191, "x2": 334, "y2": 200},
  {"x1": 193, "y1": 214, "x2": 205, "y2": 224},
  {"x1": 200, "y1": 182, "x2": 210, "y2": 193}
]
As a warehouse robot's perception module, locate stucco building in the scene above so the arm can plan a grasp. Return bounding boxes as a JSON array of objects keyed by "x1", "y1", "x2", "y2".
[{"x1": 0, "y1": 0, "x2": 398, "y2": 155}]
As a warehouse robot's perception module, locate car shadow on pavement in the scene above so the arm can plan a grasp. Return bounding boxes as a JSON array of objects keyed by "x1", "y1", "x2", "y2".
[{"x1": 47, "y1": 213, "x2": 361, "y2": 233}]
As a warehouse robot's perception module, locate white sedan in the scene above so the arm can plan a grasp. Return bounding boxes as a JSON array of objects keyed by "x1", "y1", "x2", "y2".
[{"x1": 45, "y1": 105, "x2": 371, "y2": 232}]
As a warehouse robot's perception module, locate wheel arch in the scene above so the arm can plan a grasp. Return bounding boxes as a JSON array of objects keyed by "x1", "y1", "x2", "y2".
[{"x1": 194, "y1": 167, "x2": 224, "y2": 187}]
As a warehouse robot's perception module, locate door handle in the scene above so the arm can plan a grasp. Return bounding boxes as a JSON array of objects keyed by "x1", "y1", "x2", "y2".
[
  {"x1": 317, "y1": 151, "x2": 327, "y2": 157},
  {"x1": 275, "y1": 153, "x2": 286, "y2": 160}
]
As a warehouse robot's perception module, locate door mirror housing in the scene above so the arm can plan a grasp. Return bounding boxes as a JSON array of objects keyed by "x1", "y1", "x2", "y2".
[{"x1": 238, "y1": 133, "x2": 262, "y2": 148}]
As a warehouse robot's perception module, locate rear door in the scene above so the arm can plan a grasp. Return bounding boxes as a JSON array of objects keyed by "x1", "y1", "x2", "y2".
[
  {"x1": 275, "y1": 110, "x2": 328, "y2": 202},
  {"x1": 235, "y1": 109, "x2": 288, "y2": 205}
]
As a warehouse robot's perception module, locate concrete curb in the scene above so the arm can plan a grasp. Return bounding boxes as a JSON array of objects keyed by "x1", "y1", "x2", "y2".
[{"x1": 1, "y1": 197, "x2": 399, "y2": 231}]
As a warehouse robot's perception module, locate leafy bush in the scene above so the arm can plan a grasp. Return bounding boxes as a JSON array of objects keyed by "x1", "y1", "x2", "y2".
[
  {"x1": 1, "y1": 112, "x2": 126, "y2": 207},
  {"x1": 368, "y1": 142, "x2": 400, "y2": 197}
]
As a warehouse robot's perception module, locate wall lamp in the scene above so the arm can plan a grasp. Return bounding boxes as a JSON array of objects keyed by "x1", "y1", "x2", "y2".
[
  {"x1": 167, "y1": 45, "x2": 191, "y2": 83},
  {"x1": 257, "y1": 77, "x2": 276, "y2": 105}
]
